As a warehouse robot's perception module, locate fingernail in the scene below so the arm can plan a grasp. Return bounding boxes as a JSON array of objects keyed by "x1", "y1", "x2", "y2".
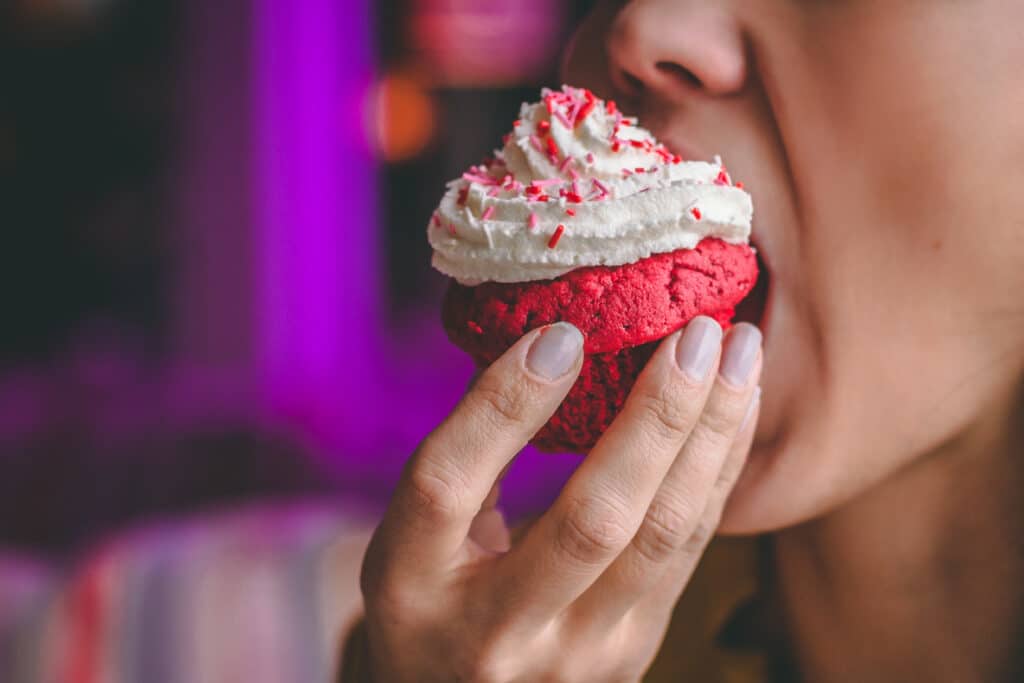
[
  {"x1": 720, "y1": 323, "x2": 763, "y2": 387},
  {"x1": 740, "y1": 386, "x2": 762, "y2": 432},
  {"x1": 675, "y1": 316, "x2": 723, "y2": 382},
  {"x1": 526, "y1": 323, "x2": 583, "y2": 380}
]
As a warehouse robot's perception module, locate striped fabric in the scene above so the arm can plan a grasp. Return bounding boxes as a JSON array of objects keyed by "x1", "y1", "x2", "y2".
[{"x1": 0, "y1": 501, "x2": 377, "y2": 683}]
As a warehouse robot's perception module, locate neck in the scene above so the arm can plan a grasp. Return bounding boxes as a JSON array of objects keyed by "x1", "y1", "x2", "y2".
[{"x1": 772, "y1": 391, "x2": 1024, "y2": 682}]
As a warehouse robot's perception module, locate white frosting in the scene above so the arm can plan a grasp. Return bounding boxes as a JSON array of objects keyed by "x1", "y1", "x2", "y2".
[{"x1": 428, "y1": 86, "x2": 753, "y2": 284}]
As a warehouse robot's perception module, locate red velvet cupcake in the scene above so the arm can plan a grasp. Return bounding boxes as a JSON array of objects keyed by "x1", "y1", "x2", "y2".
[{"x1": 429, "y1": 86, "x2": 757, "y2": 453}]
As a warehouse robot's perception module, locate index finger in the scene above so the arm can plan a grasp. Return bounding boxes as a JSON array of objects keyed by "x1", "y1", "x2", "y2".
[{"x1": 377, "y1": 323, "x2": 584, "y2": 575}]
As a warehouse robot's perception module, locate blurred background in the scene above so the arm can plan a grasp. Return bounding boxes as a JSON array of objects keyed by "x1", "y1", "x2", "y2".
[{"x1": 0, "y1": 0, "x2": 599, "y2": 562}]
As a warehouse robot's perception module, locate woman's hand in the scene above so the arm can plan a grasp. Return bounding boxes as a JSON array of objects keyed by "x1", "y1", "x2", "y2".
[{"x1": 359, "y1": 317, "x2": 762, "y2": 682}]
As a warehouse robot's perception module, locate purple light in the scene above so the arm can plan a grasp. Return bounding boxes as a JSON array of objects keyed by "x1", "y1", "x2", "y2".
[
  {"x1": 253, "y1": 0, "x2": 378, "y2": 451},
  {"x1": 251, "y1": 0, "x2": 579, "y2": 514}
]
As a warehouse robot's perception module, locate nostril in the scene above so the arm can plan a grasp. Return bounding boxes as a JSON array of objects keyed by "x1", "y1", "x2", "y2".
[
  {"x1": 656, "y1": 61, "x2": 703, "y2": 89},
  {"x1": 621, "y1": 70, "x2": 645, "y2": 95}
]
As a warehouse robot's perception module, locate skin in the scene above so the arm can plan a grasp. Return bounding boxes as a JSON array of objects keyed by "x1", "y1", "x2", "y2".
[{"x1": 359, "y1": 1, "x2": 1024, "y2": 680}]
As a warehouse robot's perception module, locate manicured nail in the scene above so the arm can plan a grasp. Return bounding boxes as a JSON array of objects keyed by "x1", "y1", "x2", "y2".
[
  {"x1": 526, "y1": 323, "x2": 583, "y2": 380},
  {"x1": 675, "y1": 316, "x2": 723, "y2": 381},
  {"x1": 720, "y1": 323, "x2": 762, "y2": 387},
  {"x1": 740, "y1": 386, "x2": 762, "y2": 432}
]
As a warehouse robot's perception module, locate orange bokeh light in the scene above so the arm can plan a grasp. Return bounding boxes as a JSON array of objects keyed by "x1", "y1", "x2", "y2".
[{"x1": 366, "y1": 72, "x2": 438, "y2": 163}]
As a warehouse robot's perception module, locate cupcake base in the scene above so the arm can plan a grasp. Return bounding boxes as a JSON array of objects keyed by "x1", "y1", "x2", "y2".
[{"x1": 442, "y1": 238, "x2": 758, "y2": 454}]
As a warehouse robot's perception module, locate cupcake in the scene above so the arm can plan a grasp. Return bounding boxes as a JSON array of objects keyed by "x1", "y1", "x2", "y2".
[{"x1": 429, "y1": 85, "x2": 757, "y2": 453}]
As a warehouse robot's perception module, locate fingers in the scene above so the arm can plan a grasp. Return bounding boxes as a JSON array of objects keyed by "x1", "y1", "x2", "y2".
[
  {"x1": 495, "y1": 317, "x2": 724, "y2": 621},
  {"x1": 641, "y1": 384, "x2": 761, "y2": 622},
  {"x1": 375, "y1": 323, "x2": 584, "y2": 577},
  {"x1": 577, "y1": 325, "x2": 762, "y2": 627}
]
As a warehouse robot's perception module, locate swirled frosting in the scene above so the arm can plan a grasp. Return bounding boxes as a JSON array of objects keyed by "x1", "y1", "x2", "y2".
[{"x1": 428, "y1": 85, "x2": 753, "y2": 284}]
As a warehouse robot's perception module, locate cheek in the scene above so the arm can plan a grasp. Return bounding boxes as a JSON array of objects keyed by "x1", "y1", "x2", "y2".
[{"x1": 560, "y1": 1, "x2": 620, "y2": 96}]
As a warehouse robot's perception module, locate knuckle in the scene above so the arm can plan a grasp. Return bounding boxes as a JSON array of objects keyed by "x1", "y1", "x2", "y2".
[
  {"x1": 687, "y1": 410, "x2": 736, "y2": 457},
  {"x1": 556, "y1": 496, "x2": 633, "y2": 566},
  {"x1": 632, "y1": 499, "x2": 695, "y2": 565},
  {"x1": 472, "y1": 378, "x2": 530, "y2": 432},
  {"x1": 629, "y1": 384, "x2": 694, "y2": 444},
  {"x1": 683, "y1": 509, "x2": 722, "y2": 555},
  {"x1": 702, "y1": 389, "x2": 749, "y2": 436},
  {"x1": 405, "y1": 463, "x2": 467, "y2": 527}
]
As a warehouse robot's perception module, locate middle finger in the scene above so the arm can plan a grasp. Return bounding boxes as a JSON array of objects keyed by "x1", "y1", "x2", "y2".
[{"x1": 491, "y1": 317, "x2": 724, "y2": 624}]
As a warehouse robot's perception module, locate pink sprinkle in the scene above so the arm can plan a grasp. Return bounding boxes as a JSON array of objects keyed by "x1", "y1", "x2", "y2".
[
  {"x1": 509, "y1": 180, "x2": 523, "y2": 192},
  {"x1": 481, "y1": 206, "x2": 496, "y2": 220},
  {"x1": 447, "y1": 223, "x2": 457, "y2": 236},
  {"x1": 533, "y1": 178, "x2": 563, "y2": 187},
  {"x1": 586, "y1": 152, "x2": 595, "y2": 164},
  {"x1": 559, "y1": 156, "x2": 574, "y2": 173},
  {"x1": 622, "y1": 168, "x2": 633, "y2": 176},
  {"x1": 432, "y1": 212, "x2": 441, "y2": 227},
  {"x1": 530, "y1": 135, "x2": 544, "y2": 153},
  {"x1": 487, "y1": 187, "x2": 500, "y2": 197},
  {"x1": 553, "y1": 109, "x2": 573, "y2": 129},
  {"x1": 571, "y1": 180, "x2": 580, "y2": 197},
  {"x1": 593, "y1": 179, "x2": 611, "y2": 196},
  {"x1": 528, "y1": 212, "x2": 538, "y2": 229},
  {"x1": 462, "y1": 172, "x2": 496, "y2": 185},
  {"x1": 568, "y1": 167, "x2": 580, "y2": 181}
]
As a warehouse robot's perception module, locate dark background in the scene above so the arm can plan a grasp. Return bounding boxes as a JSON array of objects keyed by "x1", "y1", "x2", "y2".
[{"x1": 0, "y1": 0, "x2": 595, "y2": 559}]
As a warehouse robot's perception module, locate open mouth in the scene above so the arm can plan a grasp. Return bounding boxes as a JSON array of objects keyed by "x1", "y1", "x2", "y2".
[{"x1": 733, "y1": 237, "x2": 771, "y2": 330}]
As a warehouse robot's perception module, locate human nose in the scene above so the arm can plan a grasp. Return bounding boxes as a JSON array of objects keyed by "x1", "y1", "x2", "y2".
[{"x1": 606, "y1": 0, "x2": 747, "y2": 103}]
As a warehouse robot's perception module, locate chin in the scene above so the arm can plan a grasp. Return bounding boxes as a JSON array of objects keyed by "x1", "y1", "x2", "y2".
[{"x1": 716, "y1": 436, "x2": 796, "y2": 535}]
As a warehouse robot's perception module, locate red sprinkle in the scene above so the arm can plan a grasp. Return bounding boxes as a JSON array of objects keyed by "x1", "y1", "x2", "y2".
[
  {"x1": 611, "y1": 141, "x2": 622, "y2": 152},
  {"x1": 537, "y1": 120, "x2": 551, "y2": 135},
  {"x1": 629, "y1": 139, "x2": 646, "y2": 148},
  {"x1": 538, "y1": 195, "x2": 550, "y2": 202},
  {"x1": 502, "y1": 133, "x2": 511, "y2": 145},
  {"x1": 468, "y1": 321, "x2": 484, "y2": 335},
  {"x1": 566, "y1": 208, "x2": 576, "y2": 216},
  {"x1": 546, "y1": 137, "x2": 560, "y2": 159},
  {"x1": 432, "y1": 213, "x2": 441, "y2": 227},
  {"x1": 457, "y1": 187, "x2": 469, "y2": 205},
  {"x1": 548, "y1": 224, "x2": 566, "y2": 249},
  {"x1": 513, "y1": 120, "x2": 521, "y2": 127},
  {"x1": 635, "y1": 167, "x2": 646, "y2": 173},
  {"x1": 736, "y1": 181, "x2": 745, "y2": 189},
  {"x1": 691, "y1": 207, "x2": 702, "y2": 220},
  {"x1": 672, "y1": 154, "x2": 682, "y2": 164},
  {"x1": 606, "y1": 100, "x2": 617, "y2": 115},
  {"x1": 575, "y1": 92, "x2": 597, "y2": 127},
  {"x1": 714, "y1": 170, "x2": 731, "y2": 186},
  {"x1": 566, "y1": 192, "x2": 583, "y2": 203}
]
